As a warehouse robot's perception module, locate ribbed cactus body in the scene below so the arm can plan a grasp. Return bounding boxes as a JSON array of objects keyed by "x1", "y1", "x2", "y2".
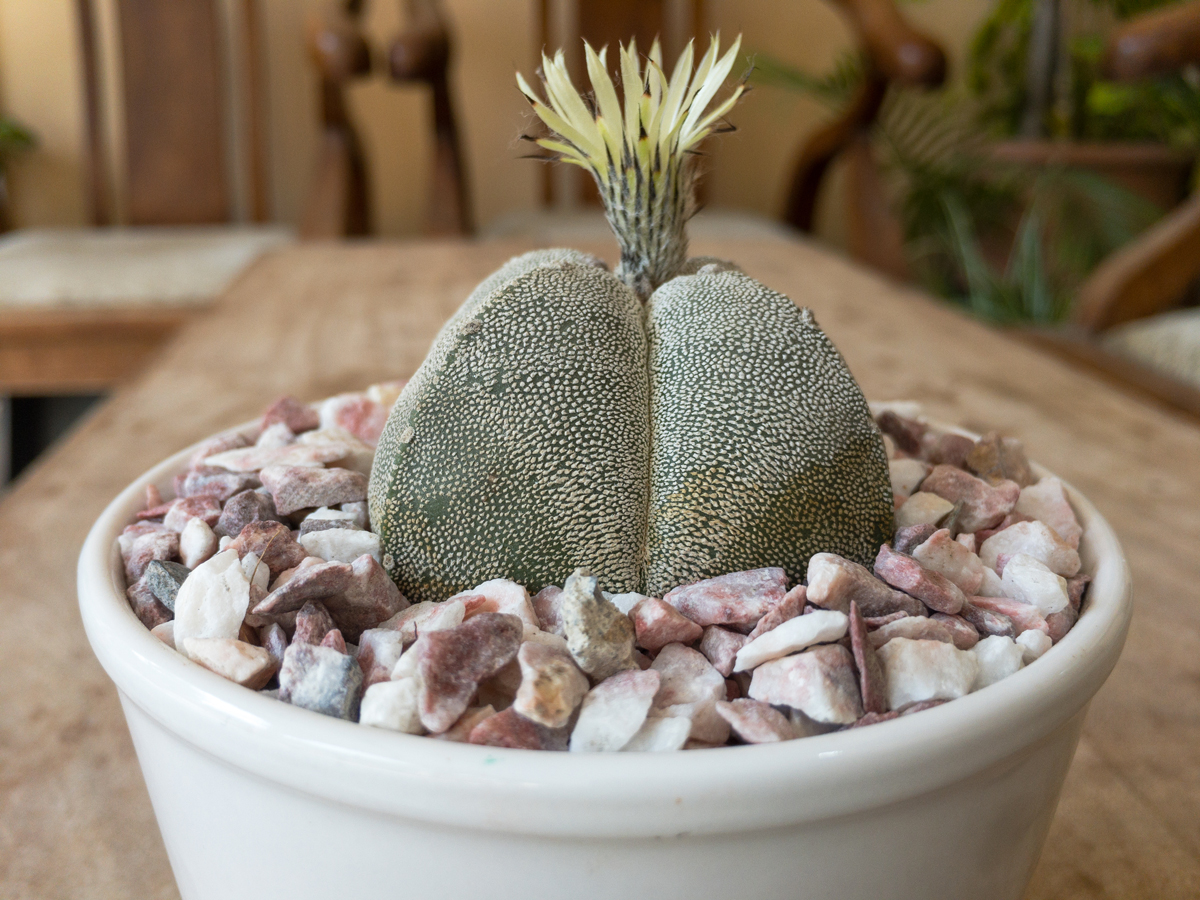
[{"x1": 369, "y1": 251, "x2": 893, "y2": 601}]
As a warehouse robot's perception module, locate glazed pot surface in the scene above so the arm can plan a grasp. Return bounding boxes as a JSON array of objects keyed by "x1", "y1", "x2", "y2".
[{"x1": 78, "y1": 427, "x2": 1132, "y2": 899}]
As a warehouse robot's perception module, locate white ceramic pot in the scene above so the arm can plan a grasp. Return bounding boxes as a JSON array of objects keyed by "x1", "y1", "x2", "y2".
[{"x1": 79, "y1": 431, "x2": 1132, "y2": 900}]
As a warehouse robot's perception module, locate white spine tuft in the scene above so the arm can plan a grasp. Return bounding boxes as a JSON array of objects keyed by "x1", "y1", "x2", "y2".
[{"x1": 517, "y1": 35, "x2": 745, "y2": 298}]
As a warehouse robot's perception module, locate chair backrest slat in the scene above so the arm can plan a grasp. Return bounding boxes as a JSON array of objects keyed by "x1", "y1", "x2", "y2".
[{"x1": 118, "y1": 0, "x2": 229, "y2": 225}]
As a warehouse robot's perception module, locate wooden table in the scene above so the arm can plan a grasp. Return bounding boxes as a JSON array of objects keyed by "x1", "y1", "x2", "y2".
[{"x1": 1, "y1": 238, "x2": 1197, "y2": 899}]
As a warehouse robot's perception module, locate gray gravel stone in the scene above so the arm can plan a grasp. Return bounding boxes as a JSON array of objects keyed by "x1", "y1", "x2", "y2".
[
  {"x1": 278, "y1": 642, "x2": 363, "y2": 720},
  {"x1": 560, "y1": 568, "x2": 638, "y2": 681},
  {"x1": 142, "y1": 559, "x2": 191, "y2": 612}
]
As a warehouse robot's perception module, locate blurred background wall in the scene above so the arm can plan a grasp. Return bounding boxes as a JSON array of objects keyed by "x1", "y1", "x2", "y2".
[{"x1": 0, "y1": 0, "x2": 990, "y2": 242}]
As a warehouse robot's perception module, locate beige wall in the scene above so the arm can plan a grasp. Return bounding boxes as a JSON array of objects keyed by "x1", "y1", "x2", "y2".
[{"x1": 0, "y1": 0, "x2": 989, "y2": 239}]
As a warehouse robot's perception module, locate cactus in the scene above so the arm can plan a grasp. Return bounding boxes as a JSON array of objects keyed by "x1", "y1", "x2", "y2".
[{"x1": 369, "y1": 36, "x2": 893, "y2": 602}]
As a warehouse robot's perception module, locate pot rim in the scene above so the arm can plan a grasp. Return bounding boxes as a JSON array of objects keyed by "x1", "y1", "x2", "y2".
[{"x1": 78, "y1": 421, "x2": 1132, "y2": 838}]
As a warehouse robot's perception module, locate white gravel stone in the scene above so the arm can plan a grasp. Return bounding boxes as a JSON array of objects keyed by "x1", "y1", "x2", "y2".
[
  {"x1": 1016, "y1": 476, "x2": 1082, "y2": 549},
  {"x1": 895, "y1": 491, "x2": 956, "y2": 528},
  {"x1": 1001, "y1": 553, "x2": 1069, "y2": 615},
  {"x1": 304, "y1": 506, "x2": 357, "y2": 524},
  {"x1": 889, "y1": 458, "x2": 931, "y2": 499},
  {"x1": 461, "y1": 578, "x2": 539, "y2": 630},
  {"x1": 173, "y1": 549, "x2": 252, "y2": 655},
  {"x1": 978, "y1": 566, "x2": 1006, "y2": 597},
  {"x1": 181, "y1": 637, "x2": 276, "y2": 688},
  {"x1": 390, "y1": 645, "x2": 420, "y2": 681},
  {"x1": 240, "y1": 551, "x2": 270, "y2": 594},
  {"x1": 621, "y1": 715, "x2": 692, "y2": 752},
  {"x1": 1016, "y1": 629, "x2": 1053, "y2": 663},
  {"x1": 979, "y1": 521, "x2": 1080, "y2": 577},
  {"x1": 360, "y1": 679, "x2": 426, "y2": 734},
  {"x1": 733, "y1": 609, "x2": 848, "y2": 672},
  {"x1": 604, "y1": 591, "x2": 649, "y2": 615},
  {"x1": 876, "y1": 638, "x2": 980, "y2": 708},
  {"x1": 912, "y1": 529, "x2": 985, "y2": 594},
  {"x1": 179, "y1": 516, "x2": 217, "y2": 569},
  {"x1": 256, "y1": 422, "x2": 295, "y2": 450},
  {"x1": 299, "y1": 528, "x2": 382, "y2": 565},
  {"x1": 569, "y1": 669, "x2": 661, "y2": 752},
  {"x1": 971, "y1": 635, "x2": 1025, "y2": 690},
  {"x1": 150, "y1": 621, "x2": 175, "y2": 648}
]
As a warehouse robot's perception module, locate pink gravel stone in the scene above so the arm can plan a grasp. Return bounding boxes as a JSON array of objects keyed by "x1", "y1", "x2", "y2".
[
  {"x1": 531, "y1": 586, "x2": 564, "y2": 635},
  {"x1": 163, "y1": 495, "x2": 222, "y2": 533},
  {"x1": 926, "y1": 432, "x2": 975, "y2": 468},
  {"x1": 876, "y1": 410, "x2": 925, "y2": 455},
  {"x1": 417, "y1": 613, "x2": 523, "y2": 733},
  {"x1": 1066, "y1": 575, "x2": 1090, "y2": 612},
  {"x1": 959, "y1": 600, "x2": 1017, "y2": 638},
  {"x1": 434, "y1": 705, "x2": 496, "y2": 742},
  {"x1": 1045, "y1": 605, "x2": 1078, "y2": 643},
  {"x1": 850, "y1": 710, "x2": 901, "y2": 728},
  {"x1": 968, "y1": 596, "x2": 1050, "y2": 637},
  {"x1": 214, "y1": 489, "x2": 280, "y2": 538},
  {"x1": 930, "y1": 613, "x2": 980, "y2": 650},
  {"x1": 966, "y1": 432, "x2": 1034, "y2": 487},
  {"x1": 920, "y1": 465, "x2": 1021, "y2": 533},
  {"x1": 715, "y1": 699, "x2": 794, "y2": 743},
  {"x1": 630, "y1": 597, "x2": 704, "y2": 651},
  {"x1": 184, "y1": 637, "x2": 278, "y2": 689},
  {"x1": 253, "y1": 559, "x2": 353, "y2": 616},
  {"x1": 864, "y1": 611, "x2": 909, "y2": 629},
  {"x1": 293, "y1": 601, "x2": 336, "y2": 645},
  {"x1": 175, "y1": 466, "x2": 260, "y2": 503},
  {"x1": 229, "y1": 520, "x2": 307, "y2": 580},
  {"x1": 867, "y1": 615, "x2": 956, "y2": 649},
  {"x1": 467, "y1": 707, "x2": 569, "y2": 750},
  {"x1": 318, "y1": 393, "x2": 390, "y2": 447},
  {"x1": 806, "y1": 553, "x2": 925, "y2": 618},
  {"x1": 124, "y1": 530, "x2": 180, "y2": 583},
  {"x1": 747, "y1": 584, "x2": 807, "y2": 640},
  {"x1": 187, "y1": 432, "x2": 250, "y2": 468},
  {"x1": 259, "y1": 465, "x2": 367, "y2": 516},
  {"x1": 127, "y1": 577, "x2": 173, "y2": 630},
  {"x1": 512, "y1": 641, "x2": 589, "y2": 728},
  {"x1": 204, "y1": 442, "x2": 353, "y2": 474},
  {"x1": 262, "y1": 395, "x2": 320, "y2": 434},
  {"x1": 1016, "y1": 476, "x2": 1083, "y2": 549},
  {"x1": 662, "y1": 567, "x2": 787, "y2": 630},
  {"x1": 874, "y1": 544, "x2": 966, "y2": 615},
  {"x1": 911, "y1": 528, "x2": 985, "y2": 594},
  {"x1": 748, "y1": 644, "x2": 863, "y2": 725},
  {"x1": 698, "y1": 626, "x2": 749, "y2": 677},
  {"x1": 258, "y1": 622, "x2": 288, "y2": 671},
  {"x1": 321, "y1": 554, "x2": 408, "y2": 642},
  {"x1": 849, "y1": 602, "x2": 888, "y2": 714},
  {"x1": 649, "y1": 643, "x2": 730, "y2": 744},
  {"x1": 320, "y1": 628, "x2": 346, "y2": 653},
  {"x1": 893, "y1": 523, "x2": 937, "y2": 555}
]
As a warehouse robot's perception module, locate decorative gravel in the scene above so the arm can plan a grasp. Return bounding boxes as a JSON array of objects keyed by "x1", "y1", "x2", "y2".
[{"x1": 117, "y1": 386, "x2": 1089, "y2": 750}]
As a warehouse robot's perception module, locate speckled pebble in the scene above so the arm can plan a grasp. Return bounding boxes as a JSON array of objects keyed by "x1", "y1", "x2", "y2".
[
  {"x1": 278, "y1": 642, "x2": 363, "y2": 720},
  {"x1": 560, "y1": 568, "x2": 638, "y2": 681},
  {"x1": 142, "y1": 559, "x2": 190, "y2": 612}
]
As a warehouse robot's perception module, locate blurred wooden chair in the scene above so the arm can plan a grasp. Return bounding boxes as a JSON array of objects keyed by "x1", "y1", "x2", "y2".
[
  {"x1": 301, "y1": 0, "x2": 471, "y2": 238},
  {"x1": 1016, "y1": 1, "x2": 1200, "y2": 419},
  {"x1": 304, "y1": 0, "x2": 943, "y2": 252},
  {"x1": 784, "y1": 0, "x2": 945, "y2": 281},
  {"x1": 0, "y1": 0, "x2": 290, "y2": 400}
]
